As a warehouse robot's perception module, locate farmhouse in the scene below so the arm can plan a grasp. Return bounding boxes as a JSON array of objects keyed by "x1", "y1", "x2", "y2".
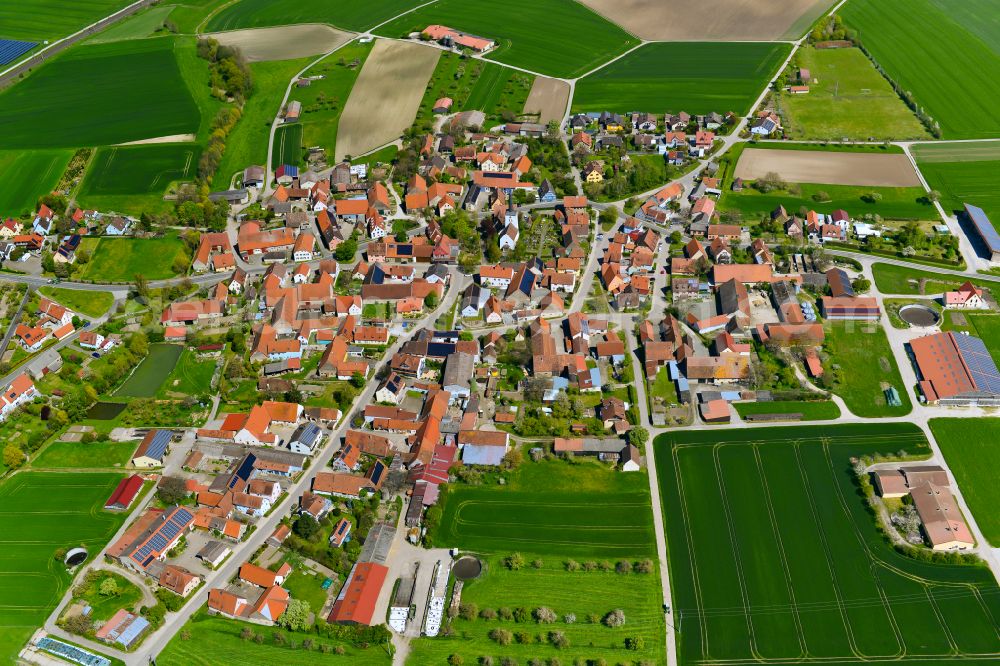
[
  {"x1": 0, "y1": 373, "x2": 38, "y2": 421},
  {"x1": 910, "y1": 331, "x2": 1000, "y2": 406},
  {"x1": 422, "y1": 25, "x2": 495, "y2": 52},
  {"x1": 131, "y1": 429, "x2": 171, "y2": 468},
  {"x1": 109, "y1": 506, "x2": 195, "y2": 573},
  {"x1": 328, "y1": 561, "x2": 389, "y2": 625},
  {"x1": 944, "y1": 281, "x2": 986, "y2": 309}
]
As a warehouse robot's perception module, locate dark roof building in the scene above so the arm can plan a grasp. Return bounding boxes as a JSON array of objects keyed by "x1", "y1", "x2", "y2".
[
  {"x1": 911, "y1": 331, "x2": 1000, "y2": 405},
  {"x1": 964, "y1": 203, "x2": 1000, "y2": 261}
]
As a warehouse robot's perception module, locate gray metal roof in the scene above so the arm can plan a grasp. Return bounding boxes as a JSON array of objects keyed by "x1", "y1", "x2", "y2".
[{"x1": 965, "y1": 203, "x2": 1000, "y2": 252}]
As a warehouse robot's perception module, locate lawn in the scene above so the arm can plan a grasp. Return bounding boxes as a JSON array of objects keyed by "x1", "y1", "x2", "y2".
[
  {"x1": 87, "y1": 5, "x2": 175, "y2": 42},
  {"x1": 942, "y1": 311, "x2": 1000, "y2": 367},
  {"x1": 0, "y1": 472, "x2": 129, "y2": 662},
  {"x1": 0, "y1": 150, "x2": 73, "y2": 217},
  {"x1": 0, "y1": 0, "x2": 132, "y2": 41},
  {"x1": 655, "y1": 422, "x2": 1000, "y2": 665},
  {"x1": 77, "y1": 143, "x2": 201, "y2": 216},
  {"x1": 733, "y1": 399, "x2": 841, "y2": 421},
  {"x1": 913, "y1": 141, "x2": 1000, "y2": 221},
  {"x1": 115, "y1": 343, "x2": 184, "y2": 398},
  {"x1": 38, "y1": 287, "x2": 114, "y2": 318},
  {"x1": 841, "y1": 0, "x2": 1000, "y2": 139},
  {"x1": 779, "y1": 46, "x2": 928, "y2": 140},
  {"x1": 717, "y1": 181, "x2": 933, "y2": 221},
  {"x1": 30, "y1": 440, "x2": 135, "y2": 469},
  {"x1": 78, "y1": 236, "x2": 190, "y2": 283},
  {"x1": 822, "y1": 321, "x2": 912, "y2": 417},
  {"x1": 0, "y1": 38, "x2": 200, "y2": 149},
  {"x1": 281, "y1": 570, "x2": 329, "y2": 613},
  {"x1": 929, "y1": 417, "x2": 1000, "y2": 546},
  {"x1": 270, "y1": 124, "x2": 303, "y2": 169},
  {"x1": 871, "y1": 263, "x2": 994, "y2": 295},
  {"x1": 574, "y1": 42, "x2": 790, "y2": 116},
  {"x1": 204, "y1": 0, "x2": 417, "y2": 32},
  {"x1": 649, "y1": 366, "x2": 678, "y2": 407},
  {"x1": 374, "y1": 0, "x2": 638, "y2": 79},
  {"x1": 157, "y1": 611, "x2": 389, "y2": 665},
  {"x1": 69, "y1": 570, "x2": 144, "y2": 622},
  {"x1": 156, "y1": 348, "x2": 216, "y2": 398}
]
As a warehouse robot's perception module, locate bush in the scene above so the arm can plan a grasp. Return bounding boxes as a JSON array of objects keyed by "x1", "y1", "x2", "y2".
[
  {"x1": 548, "y1": 631, "x2": 569, "y2": 648},
  {"x1": 459, "y1": 602, "x2": 478, "y2": 621},
  {"x1": 634, "y1": 559, "x2": 654, "y2": 574},
  {"x1": 602, "y1": 609, "x2": 625, "y2": 627},
  {"x1": 449, "y1": 655, "x2": 464, "y2": 666},
  {"x1": 563, "y1": 613, "x2": 576, "y2": 624},
  {"x1": 615, "y1": 560, "x2": 630, "y2": 574},
  {"x1": 625, "y1": 635, "x2": 644, "y2": 650},
  {"x1": 504, "y1": 552, "x2": 525, "y2": 570},
  {"x1": 489, "y1": 628, "x2": 513, "y2": 646},
  {"x1": 564, "y1": 560, "x2": 580, "y2": 572},
  {"x1": 513, "y1": 607, "x2": 529, "y2": 623},
  {"x1": 479, "y1": 608, "x2": 497, "y2": 620},
  {"x1": 533, "y1": 607, "x2": 556, "y2": 623}
]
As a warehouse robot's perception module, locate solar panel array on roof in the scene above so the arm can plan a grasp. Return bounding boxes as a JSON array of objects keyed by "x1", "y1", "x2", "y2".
[
  {"x1": 517, "y1": 270, "x2": 534, "y2": 294},
  {"x1": 335, "y1": 520, "x2": 350, "y2": 537},
  {"x1": 827, "y1": 268, "x2": 855, "y2": 297},
  {"x1": 139, "y1": 430, "x2": 172, "y2": 461},
  {"x1": 954, "y1": 334, "x2": 1000, "y2": 394},
  {"x1": 130, "y1": 507, "x2": 194, "y2": 566},
  {"x1": 231, "y1": 453, "x2": 257, "y2": 488},
  {"x1": 396, "y1": 244, "x2": 413, "y2": 255},
  {"x1": 426, "y1": 342, "x2": 454, "y2": 357},
  {"x1": 965, "y1": 203, "x2": 1000, "y2": 253},
  {"x1": 369, "y1": 460, "x2": 386, "y2": 485}
]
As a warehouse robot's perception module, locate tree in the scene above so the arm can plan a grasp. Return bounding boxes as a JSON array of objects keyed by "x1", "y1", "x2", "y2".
[
  {"x1": 157, "y1": 476, "x2": 187, "y2": 505},
  {"x1": 501, "y1": 447, "x2": 523, "y2": 470},
  {"x1": 3, "y1": 444, "x2": 24, "y2": 469},
  {"x1": 277, "y1": 599, "x2": 311, "y2": 631},
  {"x1": 549, "y1": 631, "x2": 569, "y2": 648},
  {"x1": 564, "y1": 612, "x2": 577, "y2": 624},
  {"x1": 448, "y1": 655, "x2": 464, "y2": 666},
  {"x1": 134, "y1": 273, "x2": 150, "y2": 301},
  {"x1": 928, "y1": 190, "x2": 941, "y2": 202},
  {"x1": 335, "y1": 236, "x2": 358, "y2": 261},
  {"x1": 625, "y1": 635, "x2": 645, "y2": 651},
  {"x1": 634, "y1": 559, "x2": 654, "y2": 574},
  {"x1": 64, "y1": 614, "x2": 92, "y2": 635},
  {"x1": 350, "y1": 372, "x2": 366, "y2": 388},
  {"x1": 459, "y1": 602, "x2": 478, "y2": 620},
  {"x1": 505, "y1": 552, "x2": 525, "y2": 570},
  {"x1": 99, "y1": 577, "x2": 119, "y2": 597},
  {"x1": 534, "y1": 607, "x2": 557, "y2": 623},
  {"x1": 294, "y1": 514, "x2": 319, "y2": 540},
  {"x1": 628, "y1": 427, "x2": 649, "y2": 448},
  {"x1": 603, "y1": 609, "x2": 626, "y2": 627},
  {"x1": 424, "y1": 291, "x2": 439, "y2": 308},
  {"x1": 851, "y1": 277, "x2": 871, "y2": 293},
  {"x1": 489, "y1": 628, "x2": 513, "y2": 646},
  {"x1": 599, "y1": 206, "x2": 619, "y2": 230},
  {"x1": 616, "y1": 560, "x2": 631, "y2": 574}
]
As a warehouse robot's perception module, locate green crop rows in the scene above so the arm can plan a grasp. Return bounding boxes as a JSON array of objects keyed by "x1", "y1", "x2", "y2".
[{"x1": 205, "y1": 0, "x2": 416, "y2": 33}]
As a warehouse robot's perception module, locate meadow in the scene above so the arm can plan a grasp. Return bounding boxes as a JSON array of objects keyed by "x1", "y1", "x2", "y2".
[
  {"x1": 733, "y1": 399, "x2": 841, "y2": 421},
  {"x1": 656, "y1": 423, "x2": 1000, "y2": 665},
  {"x1": 204, "y1": 0, "x2": 416, "y2": 32},
  {"x1": 156, "y1": 348, "x2": 216, "y2": 398},
  {"x1": 77, "y1": 143, "x2": 201, "y2": 215},
  {"x1": 158, "y1": 611, "x2": 389, "y2": 665},
  {"x1": 913, "y1": 141, "x2": 1000, "y2": 220},
  {"x1": 841, "y1": 0, "x2": 1000, "y2": 139},
  {"x1": 37, "y1": 287, "x2": 114, "y2": 318},
  {"x1": 115, "y1": 343, "x2": 184, "y2": 398},
  {"x1": 871, "y1": 262, "x2": 994, "y2": 295},
  {"x1": 374, "y1": 0, "x2": 638, "y2": 79},
  {"x1": 0, "y1": 38, "x2": 200, "y2": 149},
  {"x1": 271, "y1": 124, "x2": 303, "y2": 169},
  {"x1": 87, "y1": 5, "x2": 175, "y2": 43},
  {"x1": 0, "y1": 472, "x2": 129, "y2": 661},
  {"x1": 573, "y1": 42, "x2": 790, "y2": 115},
  {"x1": 822, "y1": 321, "x2": 911, "y2": 417},
  {"x1": 414, "y1": 52, "x2": 535, "y2": 128},
  {"x1": 717, "y1": 182, "x2": 933, "y2": 221},
  {"x1": 780, "y1": 46, "x2": 928, "y2": 140},
  {"x1": 30, "y1": 440, "x2": 135, "y2": 469},
  {"x1": 0, "y1": 150, "x2": 73, "y2": 217},
  {"x1": 942, "y1": 311, "x2": 1000, "y2": 366},
  {"x1": 0, "y1": 0, "x2": 132, "y2": 41},
  {"x1": 78, "y1": 236, "x2": 190, "y2": 282},
  {"x1": 929, "y1": 417, "x2": 1000, "y2": 546}
]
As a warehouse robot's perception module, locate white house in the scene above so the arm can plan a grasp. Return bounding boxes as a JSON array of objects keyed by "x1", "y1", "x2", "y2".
[
  {"x1": 500, "y1": 224, "x2": 519, "y2": 250},
  {"x1": 0, "y1": 374, "x2": 37, "y2": 421},
  {"x1": 287, "y1": 422, "x2": 324, "y2": 455},
  {"x1": 944, "y1": 282, "x2": 987, "y2": 309}
]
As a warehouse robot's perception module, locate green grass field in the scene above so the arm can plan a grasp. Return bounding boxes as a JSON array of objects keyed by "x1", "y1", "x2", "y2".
[
  {"x1": 70, "y1": 571, "x2": 143, "y2": 622},
  {"x1": 733, "y1": 400, "x2": 841, "y2": 421},
  {"x1": 841, "y1": 0, "x2": 1000, "y2": 139},
  {"x1": 413, "y1": 52, "x2": 534, "y2": 128},
  {"x1": 780, "y1": 46, "x2": 928, "y2": 140},
  {"x1": 823, "y1": 321, "x2": 912, "y2": 417},
  {"x1": 205, "y1": 0, "x2": 416, "y2": 32},
  {"x1": 77, "y1": 143, "x2": 200, "y2": 215},
  {"x1": 929, "y1": 417, "x2": 1000, "y2": 546},
  {"x1": 374, "y1": 0, "x2": 638, "y2": 79},
  {"x1": 37, "y1": 287, "x2": 114, "y2": 318},
  {"x1": 942, "y1": 311, "x2": 1000, "y2": 366},
  {"x1": 30, "y1": 440, "x2": 135, "y2": 469},
  {"x1": 656, "y1": 422, "x2": 1000, "y2": 665},
  {"x1": 0, "y1": 0, "x2": 132, "y2": 41},
  {"x1": 167, "y1": 0, "x2": 233, "y2": 34},
  {"x1": 157, "y1": 348, "x2": 216, "y2": 398},
  {"x1": 78, "y1": 236, "x2": 189, "y2": 282},
  {"x1": 0, "y1": 149, "x2": 73, "y2": 217},
  {"x1": 87, "y1": 5, "x2": 174, "y2": 42},
  {"x1": 871, "y1": 263, "x2": 994, "y2": 295},
  {"x1": 718, "y1": 180, "x2": 933, "y2": 221},
  {"x1": 158, "y1": 611, "x2": 388, "y2": 665},
  {"x1": 0, "y1": 38, "x2": 200, "y2": 149},
  {"x1": 574, "y1": 42, "x2": 790, "y2": 116},
  {"x1": 0, "y1": 472, "x2": 129, "y2": 661},
  {"x1": 271, "y1": 124, "x2": 303, "y2": 169},
  {"x1": 913, "y1": 141, "x2": 1000, "y2": 221},
  {"x1": 115, "y1": 343, "x2": 184, "y2": 398}
]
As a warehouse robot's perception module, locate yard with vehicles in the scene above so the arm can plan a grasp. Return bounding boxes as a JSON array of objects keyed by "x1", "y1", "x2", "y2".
[
  {"x1": 204, "y1": 0, "x2": 415, "y2": 32},
  {"x1": 419, "y1": 456, "x2": 664, "y2": 664},
  {"x1": 573, "y1": 41, "x2": 791, "y2": 116},
  {"x1": 913, "y1": 141, "x2": 1000, "y2": 220},
  {"x1": 335, "y1": 40, "x2": 439, "y2": 161},
  {"x1": 779, "y1": 46, "x2": 928, "y2": 140},
  {"x1": 0, "y1": 0, "x2": 132, "y2": 41},
  {"x1": 929, "y1": 417, "x2": 1000, "y2": 546},
  {"x1": 841, "y1": 0, "x2": 1000, "y2": 139},
  {"x1": 77, "y1": 236, "x2": 190, "y2": 283},
  {"x1": 0, "y1": 38, "x2": 200, "y2": 149},
  {"x1": 156, "y1": 347, "x2": 216, "y2": 399},
  {"x1": 114, "y1": 343, "x2": 184, "y2": 398},
  {"x1": 77, "y1": 143, "x2": 201, "y2": 216},
  {"x1": 30, "y1": 440, "x2": 135, "y2": 469},
  {"x1": 576, "y1": 0, "x2": 834, "y2": 41},
  {"x1": 655, "y1": 422, "x2": 1000, "y2": 666},
  {"x1": 374, "y1": 0, "x2": 638, "y2": 79},
  {"x1": 0, "y1": 150, "x2": 73, "y2": 217},
  {"x1": 0, "y1": 471, "x2": 130, "y2": 662},
  {"x1": 819, "y1": 321, "x2": 911, "y2": 417},
  {"x1": 733, "y1": 399, "x2": 841, "y2": 421}
]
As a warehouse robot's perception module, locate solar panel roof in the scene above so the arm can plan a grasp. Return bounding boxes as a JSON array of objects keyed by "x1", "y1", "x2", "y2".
[
  {"x1": 369, "y1": 460, "x2": 386, "y2": 485},
  {"x1": 955, "y1": 333, "x2": 1000, "y2": 393},
  {"x1": 965, "y1": 203, "x2": 1000, "y2": 252}
]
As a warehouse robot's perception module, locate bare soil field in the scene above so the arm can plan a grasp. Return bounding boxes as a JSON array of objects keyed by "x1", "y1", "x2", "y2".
[
  {"x1": 335, "y1": 40, "x2": 439, "y2": 161},
  {"x1": 577, "y1": 0, "x2": 835, "y2": 41},
  {"x1": 207, "y1": 24, "x2": 353, "y2": 62},
  {"x1": 734, "y1": 148, "x2": 921, "y2": 187},
  {"x1": 523, "y1": 77, "x2": 570, "y2": 124}
]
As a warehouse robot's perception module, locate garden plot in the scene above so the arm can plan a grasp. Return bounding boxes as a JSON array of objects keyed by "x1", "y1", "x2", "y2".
[{"x1": 522, "y1": 76, "x2": 570, "y2": 124}]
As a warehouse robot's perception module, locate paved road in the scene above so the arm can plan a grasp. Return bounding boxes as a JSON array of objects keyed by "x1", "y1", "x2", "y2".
[{"x1": 0, "y1": 287, "x2": 33, "y2": 358}]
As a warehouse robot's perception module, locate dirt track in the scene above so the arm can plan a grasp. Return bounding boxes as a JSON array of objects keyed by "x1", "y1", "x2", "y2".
[
  {"x1": 734, "y1": 148, "x2": 922, "y2": 187},
  {"x1": 577, "y1": 0, "x2": 833, "y2": 41},
  {"x1": 335, "y1": 40, "x2": 439, "y2": 161},
  {"x1": 523, "y1": 77, "x2": 570, "y2": 124},
  {"x1": 208, "y1": 24, "x2": 353, "y2": 62}
]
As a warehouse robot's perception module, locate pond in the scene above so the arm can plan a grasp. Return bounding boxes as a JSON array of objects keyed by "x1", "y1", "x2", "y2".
[
  {"x1": 86, "y1": 402, "x2": 127, "y2": 420},
  {"x1": 114, "y1": 343, "x2": 183, "y2": 398}
]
